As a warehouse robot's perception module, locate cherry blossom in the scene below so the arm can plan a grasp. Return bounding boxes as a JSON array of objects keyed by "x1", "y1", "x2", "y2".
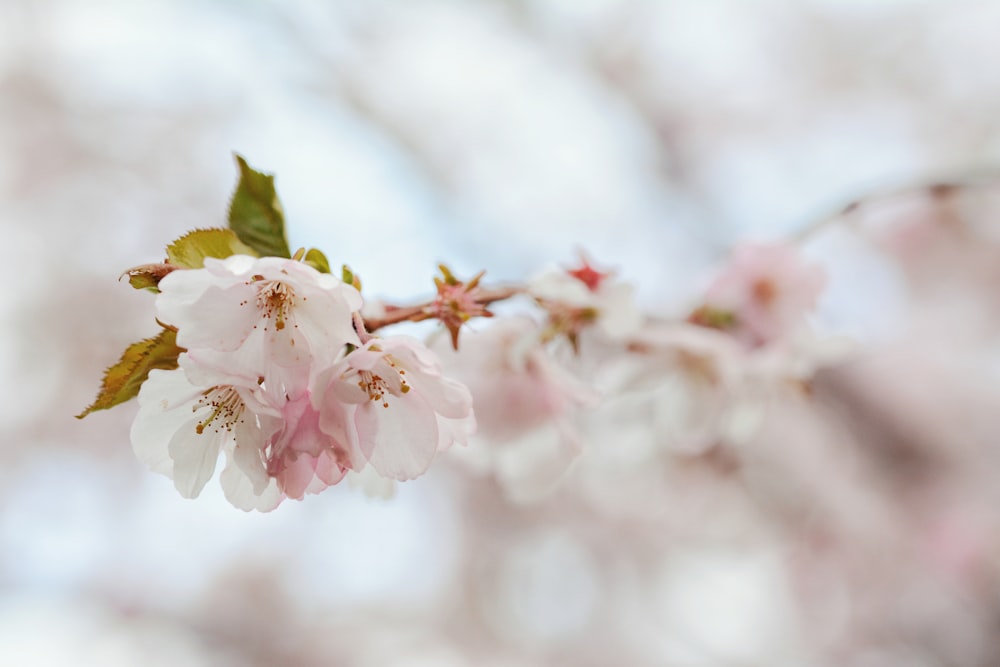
[
  {"x1": 530, "y1": 257, "x2": 642, "y2": 343},
  {"x1": 699, "y1": 242, "x2": 825, "y2": 348},
  {"x1": 156, "y1": 255, "x2": 363, "y2": 399},
  {"x1": 618, "y1": 321, "x2": 851, "y2": 458},
  {"x1": 622, "y1": 323, "x2": 758, "y2": 455},
  {"x1": 433, "y1": 317, "x2": 597, "y2": 500},
  {"x1": 130, "y1": 366, "x2": 285, "y2": 511},
  {"x1": 132, "y1": 358, "x2": 364, "y2": 510},
  {"x1": 313, "y1": 336, "x2": 476, "y2": 482},
  {"x1": 261, "y1": 393, "x2": 354, "y2": 501}
]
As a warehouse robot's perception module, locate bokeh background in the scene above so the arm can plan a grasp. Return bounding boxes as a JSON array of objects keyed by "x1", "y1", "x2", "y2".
[{"x1": 4, "y1": 1, "x2": 1000, "y2": 665}]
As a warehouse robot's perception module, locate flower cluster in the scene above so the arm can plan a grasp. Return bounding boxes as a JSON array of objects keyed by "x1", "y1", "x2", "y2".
[
  {"x1": 431, "y1": 243, "x2": 847, "y2": 502},
  {"x1": 80, "y1": 157, "x2": 852, "y2": 512},
  {"x1": 131, "y1": 255, "x2": 475, "y2": 511}
]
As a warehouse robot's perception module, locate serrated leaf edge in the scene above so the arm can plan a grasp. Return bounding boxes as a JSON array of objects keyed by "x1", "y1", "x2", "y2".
[{"x1": 76, "y1": 329, "x2": 183, "y2": 419}]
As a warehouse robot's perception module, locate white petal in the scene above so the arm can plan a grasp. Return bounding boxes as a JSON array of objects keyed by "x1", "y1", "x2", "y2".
[
  {"x1": 326, "y1": 374, "x2": 370, "y2": 405},
  {"x1": 208, "y1": 254, "x2": 257, "y2": 276},
  {"x1": 343, "y1": 347, "x2": 386, "y2": 372},
  {"x1": 130, "y1": 369, "x2": 203, "y2": 476},
  {"x1": 157, "y1": 262, "x2": 257, "y2": 350},
  {"x1": 183, "y1": 326, "x2": 272, "y2": 388},
  {"x1": 167, "y1": 419, "x2": 226, "y2": 499},
  {"x1": 529, "y1": 270, "x2": 592, "y2": 306},
  {"x1": 155, "y1": 265, "x2": 218, "y2": 310},
  {"x1": 381, "y1": 335, "x2": 442, "y2": 370},
  {"x1": 230, "y1": 437, "x2": 269, "y2": 495},
  {"x1": 436, "y1": 411, "x2": 477, "y2": 450},
  {"x1": 406, "y1": 372, "x2": 474, "y2": 420},
  {"x1": 220, "y1": 459, "x2": 283, "y2": 512},
  {"x1": 294, "y1": 285, "x2": 361, "y2": 353},
  {"x1": 178, "y1": 353, "x2": 259, "y2": 397},
  {"x1": 357, "y1": 392, "x2": 438, "y2": 481},
  {"x1": 597, "y1": 283, "x2": 643, "y2": 339}
]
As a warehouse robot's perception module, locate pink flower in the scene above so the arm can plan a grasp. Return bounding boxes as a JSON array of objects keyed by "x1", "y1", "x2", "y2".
[
  {"x1": 433, "y1": 317, "x2": 598, "y2": 501},
  {"x1": 156, "y1": 255, "x2": 362, "y2": 399},
  {"x1": 702, "y1": 242, "x2": 825, "y2": 348},
  {"x1": 263, "y1": 394, "x2": 353, "y2": 500},
  {"x1": 313, "y1": 336, "x2": 476, "y2": 481}
]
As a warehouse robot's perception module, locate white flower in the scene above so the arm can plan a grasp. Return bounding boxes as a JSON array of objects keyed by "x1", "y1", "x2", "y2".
[
  {"x1": 130, "y1": 366, "x2": 285, "y2": 511},
  {"x1": 313, "y1": 336, "x2": 476, "y2": 481},
  {"x1": 623, "y1": 323, "x2": 760, "y2": 454},
  {"x1": 622, "y1": 322, "x2": 852, "y2": 457},
  {"x1": 156, "y1": 255, "x2": 363, "y2": 399},
  {"x1": 530, "y1": 259, "x2": 642, "y2": 340}
]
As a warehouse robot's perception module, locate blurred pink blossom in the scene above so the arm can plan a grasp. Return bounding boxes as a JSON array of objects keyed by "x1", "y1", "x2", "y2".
[{"x1": 703, "y1": 242, "x2": 826, "y2": 348}]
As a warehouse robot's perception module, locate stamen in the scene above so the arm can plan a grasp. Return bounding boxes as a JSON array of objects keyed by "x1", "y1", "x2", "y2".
[
  {"x1": 251, "y1": 279, "x2": 296, "y2": 331},
  {"x1": 350, "y1": 357, "x2": 410, "y2": 408},
  {"x1": 192, "y1": 386, "x2": 246, "y2": 435}
]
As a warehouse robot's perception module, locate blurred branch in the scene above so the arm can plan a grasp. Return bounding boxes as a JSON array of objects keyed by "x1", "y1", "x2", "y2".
[{"x1": 792, "y1": 166, "x2": 1000, "y2": 243}]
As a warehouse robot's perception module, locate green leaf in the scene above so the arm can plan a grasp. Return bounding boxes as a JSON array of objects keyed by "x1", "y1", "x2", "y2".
[
  {"x1": 76, "y1": 328, "x2": 183, "y2": 418},
  {"x1": 166, "y1": 228, "x2": 258, "y2": 269},
  {"x1": 227, "y1": 154, "x2": 291, "y2": 258},
  {"x1": 304, "y1": 248, "x2": 331, "y2": 273}
]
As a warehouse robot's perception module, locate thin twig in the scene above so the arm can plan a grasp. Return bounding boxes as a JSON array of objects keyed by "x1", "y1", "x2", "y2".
[{"x1": 791, "y1": 166, "x2": 1000, "y2": 244}]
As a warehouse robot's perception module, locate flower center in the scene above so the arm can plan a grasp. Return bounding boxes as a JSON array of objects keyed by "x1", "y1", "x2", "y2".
[
  {"x1": 354, "y1": 360, "x2": 410, "y2": 408},
  {"x1": 252, "y1": 277, "x2": 296, "y2": 331},
  {"x1": 193, "y1": 386, "x2": 246, "y2": 434},
  {"x1": 751, "y1": 278, "x2": 777, "y2": 306}
]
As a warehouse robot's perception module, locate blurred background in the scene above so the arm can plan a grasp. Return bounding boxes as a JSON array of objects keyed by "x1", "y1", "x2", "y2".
[{"x1": 4, "y1": 0, "x2": 1000, "y2": 665}]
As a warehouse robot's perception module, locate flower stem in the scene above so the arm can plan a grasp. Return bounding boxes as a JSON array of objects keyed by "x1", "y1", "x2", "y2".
[{"x1": 353, "y1": 312, "x2": 374, "y2": 344}]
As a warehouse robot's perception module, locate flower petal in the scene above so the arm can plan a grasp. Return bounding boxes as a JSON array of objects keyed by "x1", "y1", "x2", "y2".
[
  {"x1": 159, "y1": 282, "x2": 258, "y2": 352},
  {"x1": 220, "y1": 459, "x2": 284, "y2": 512},
  {"x1": 406, "y1": 372, "x2": 474, "y2": 420},
  {"x1": 356, "y1": 390, "x2": 438, "y2": 481},
  {"x1": 167, "y1": 418, "x2": 225, "y2": 499},
  {"x1": 130, "y1": 369, "x2": 204, "y2": 476}
]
